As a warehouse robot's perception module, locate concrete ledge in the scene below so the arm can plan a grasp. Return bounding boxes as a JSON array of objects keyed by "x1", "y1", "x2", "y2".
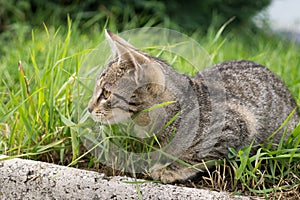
[{"x1": 0, "y1": 157, "x2": 249, "y2": 199}]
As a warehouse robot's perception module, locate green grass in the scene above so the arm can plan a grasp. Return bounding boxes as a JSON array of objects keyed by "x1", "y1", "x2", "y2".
[{"x1": 0, "y1": 19, "x2": 300, "y2": 199}]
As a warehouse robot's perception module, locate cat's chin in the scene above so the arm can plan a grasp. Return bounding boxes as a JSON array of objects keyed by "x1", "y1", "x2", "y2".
[
  {"x1": 89, "y1": 113, "x2": 111, "y2": 124},
  {"x1": 90, "y1": 115, "x2": 115, "y2": 125},
  {"x1": 96, "y1": 114, "x2": 130, "y2": 125}
]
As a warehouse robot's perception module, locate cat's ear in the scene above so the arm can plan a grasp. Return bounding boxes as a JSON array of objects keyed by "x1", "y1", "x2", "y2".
[
  {"x1": 105, "y1": 29, "x2": 149, "y2": 63},
  {"x1": 135, "y1": 62, "x2": 165, "y2": 88},
  {"x1": 105, "y1": 29, "x2": 165, "y2": 87}
]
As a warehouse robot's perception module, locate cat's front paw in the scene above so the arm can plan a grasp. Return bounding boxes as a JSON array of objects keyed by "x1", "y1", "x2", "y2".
[{"x1": 150, "y1": 164, "x2": 184, "y2": 184}]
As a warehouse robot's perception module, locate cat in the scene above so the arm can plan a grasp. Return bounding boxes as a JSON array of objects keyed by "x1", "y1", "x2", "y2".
[{"x1": 88, "y1": 29, "x2": 299, "y2": 184}]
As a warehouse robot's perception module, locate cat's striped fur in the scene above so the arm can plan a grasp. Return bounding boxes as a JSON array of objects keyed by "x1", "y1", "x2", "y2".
[{"x1": 88, "y1": 30, "x2": 299, "y2": 183}]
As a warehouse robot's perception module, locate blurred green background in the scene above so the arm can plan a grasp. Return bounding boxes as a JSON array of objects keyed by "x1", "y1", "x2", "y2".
[{"x1": 0, "y1": 0, "x2": 271, "y2": 34}]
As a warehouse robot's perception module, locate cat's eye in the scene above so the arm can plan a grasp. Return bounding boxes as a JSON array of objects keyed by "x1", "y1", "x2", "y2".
[{"x1": 102, "y1": 89, "x2": 111, "y2": 99}]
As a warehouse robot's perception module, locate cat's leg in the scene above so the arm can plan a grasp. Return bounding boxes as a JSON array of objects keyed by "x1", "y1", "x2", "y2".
[
  {"x1": 150, "y1": 161, "x2": 202, "y2": 184},
  {"x1": 150, "y1": 106, "x2": 256, "y2": 184}
]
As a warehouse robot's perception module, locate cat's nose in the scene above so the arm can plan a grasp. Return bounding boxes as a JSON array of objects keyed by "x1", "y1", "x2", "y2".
[{"x1": 88, "y1": 107, "x2": 93, "y2": 113}]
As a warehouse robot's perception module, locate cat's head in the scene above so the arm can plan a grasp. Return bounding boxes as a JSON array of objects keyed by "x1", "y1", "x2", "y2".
[{"x1": 88, "y1": 30, "x2": 168, "y2": 125}]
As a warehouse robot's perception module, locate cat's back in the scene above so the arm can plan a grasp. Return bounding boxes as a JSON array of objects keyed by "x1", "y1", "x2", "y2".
[
  {"x1": 200, "y1": 60, "x2": 296, "y2": 108},
  {"x1": 193, "y1": 60, "x2": 298, "y2": 142}
]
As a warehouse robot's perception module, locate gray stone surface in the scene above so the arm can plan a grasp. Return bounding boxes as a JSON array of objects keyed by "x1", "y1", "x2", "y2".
[{"x1": 0, "y1": 157, "x2": 249, "y2": 200}]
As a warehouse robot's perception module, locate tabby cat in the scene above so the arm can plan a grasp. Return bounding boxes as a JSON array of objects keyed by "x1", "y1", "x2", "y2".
[{"x1": 88, "y1": 29, "x2": 299, "y2": 183}]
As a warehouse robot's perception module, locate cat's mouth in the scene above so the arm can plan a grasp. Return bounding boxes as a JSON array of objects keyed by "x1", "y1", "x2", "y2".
[
  {"x1": 88, "y1": 109, "x2": 106, "y2": 123},
  {"x1": 90, "y1": 107, "x2": 134, "y2": 125}
]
